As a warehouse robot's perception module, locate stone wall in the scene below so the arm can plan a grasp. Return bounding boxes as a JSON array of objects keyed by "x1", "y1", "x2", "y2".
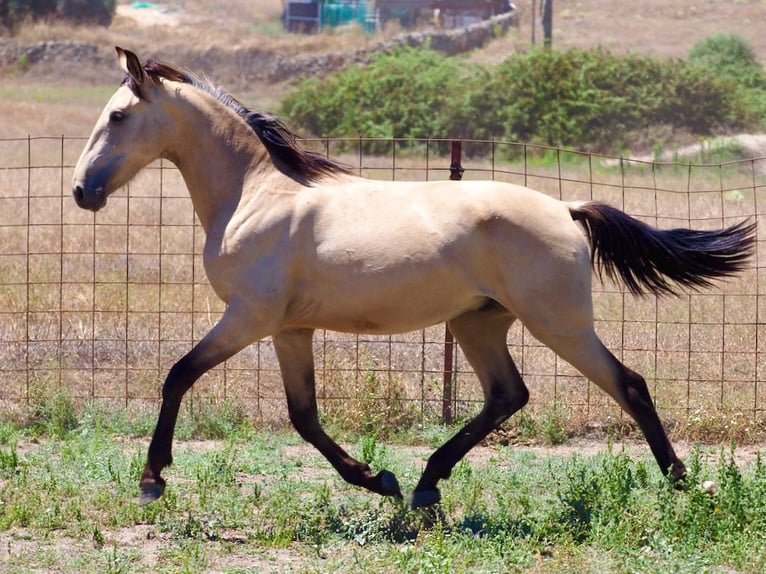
[{"x1": 0, "y1": 11, "x2": 517, "y2": 84}]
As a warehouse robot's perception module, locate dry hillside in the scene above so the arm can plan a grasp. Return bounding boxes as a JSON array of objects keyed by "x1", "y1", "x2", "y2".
[{"x1": 1, "y1": 0, "x2": 765, "y2": 138}]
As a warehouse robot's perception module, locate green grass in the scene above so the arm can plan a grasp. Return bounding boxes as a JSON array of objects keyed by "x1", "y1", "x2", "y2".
[{"x1": 0, "y1": 401, "x2": 764, "y2": 573}]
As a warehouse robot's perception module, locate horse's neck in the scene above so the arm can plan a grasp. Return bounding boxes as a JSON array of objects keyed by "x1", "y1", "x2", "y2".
[{"x1": 168, "y1": 92, "x2": 270, "y2": 234}]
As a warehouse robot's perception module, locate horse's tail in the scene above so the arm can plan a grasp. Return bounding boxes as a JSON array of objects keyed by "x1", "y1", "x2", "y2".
[{"x1": 569, "y1": 201, "x2": 757, "y2": 296}]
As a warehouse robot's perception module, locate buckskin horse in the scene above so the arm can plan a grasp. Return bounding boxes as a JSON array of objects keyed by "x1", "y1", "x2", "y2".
[{"x1": 72, "y1": 48, "x2": 755, "y2": 508}]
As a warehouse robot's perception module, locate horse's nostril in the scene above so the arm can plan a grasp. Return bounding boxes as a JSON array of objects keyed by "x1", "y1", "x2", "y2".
[{"x1": 73, "y1": 185, "x2": 84, "y2": 205}]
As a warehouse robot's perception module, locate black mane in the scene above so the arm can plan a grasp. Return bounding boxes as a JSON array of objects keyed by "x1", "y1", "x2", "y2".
[{"x1": 130, "y1": 60, "x2": 350, "y2": 186}]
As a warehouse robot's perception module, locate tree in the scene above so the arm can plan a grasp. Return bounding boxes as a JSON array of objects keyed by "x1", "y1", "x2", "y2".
[
  {"x1": 1, "y1": 0, "x2": 116, "y2": 32},
  {"x1": 541, "y1": 0, "x2": 553, "y2": 47}
]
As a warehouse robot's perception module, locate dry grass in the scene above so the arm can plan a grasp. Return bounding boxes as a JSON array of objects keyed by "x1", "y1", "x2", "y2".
[
  {"x1": 9, "y1": 0, "x2": 403, "y2": 52},
  {"x1": 466, "y1": 0, "x2": 766, "y2": 67},
  {"x1": 9, "y1": 0, "x2": 766, "y2": 61},
  {"x1": 1, "y1": 0, "x2": 376, "y2": 135}
]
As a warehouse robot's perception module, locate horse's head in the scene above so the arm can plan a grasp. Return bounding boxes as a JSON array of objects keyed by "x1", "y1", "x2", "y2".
[{"x1": 72, "y1": 47, "x2": 172, "y2": 211}]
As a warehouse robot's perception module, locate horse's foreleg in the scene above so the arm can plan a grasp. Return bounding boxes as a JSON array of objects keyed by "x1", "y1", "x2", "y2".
[
  {"x1": 273, "y1": 329, "x2": 402, "y2": 499},
  {"x1": 412, "y1": 307, "x2": 528, "y2": 508},
  {"x1": 138, "y1": 308, "x2": 260, "y2": 505}
]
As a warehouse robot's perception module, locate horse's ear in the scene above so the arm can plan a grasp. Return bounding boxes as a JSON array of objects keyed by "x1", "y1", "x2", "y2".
[{"x1": 116, "y1": 46, "x2": 145, "y2": 85}]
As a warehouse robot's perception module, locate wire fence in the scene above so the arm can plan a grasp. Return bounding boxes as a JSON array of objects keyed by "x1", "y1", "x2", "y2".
[{"x1": 1, "y1": 135, "x2": 765, "y2": 426}]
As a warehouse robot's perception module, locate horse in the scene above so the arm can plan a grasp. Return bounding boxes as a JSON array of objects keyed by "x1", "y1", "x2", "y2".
[{"x1": 72, "y1": 47, "x2": 756, "y2": 509}]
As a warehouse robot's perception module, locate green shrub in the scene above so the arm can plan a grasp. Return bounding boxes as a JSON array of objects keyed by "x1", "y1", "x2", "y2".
[
  {"x1": 689, "y1": 33, "x2": 760, "y2": 75},
  {"x1": 0, "y1": 0, "x2": 115, "y2": 31},
  {"x1": 465, "y1": 47, "x2": 743, "y2": 148},
  {"x1": 465, "y1": 48, "x2": 667, "y2": 147},
  {"x1": 280, "y1": 47, "x2": 471, "y2": 153},
  {"x1": 688, "y1": 33, "x2": 766, "y2": 124},
  {"x1": 28, "y1": 382, "x2": 78, "y2": 438},
  {"x1": 58, "y1": 0, "x2": 116, "y2": 26},
  {"x1": 282, "y1": 42, "x2": 761, "y2": 153},
  {"x1": 654, "y1": 60, "x2": 744, "y2": 133},
  {"x1": 1, "y1": 0, "x2": 55, "y2": 30}
]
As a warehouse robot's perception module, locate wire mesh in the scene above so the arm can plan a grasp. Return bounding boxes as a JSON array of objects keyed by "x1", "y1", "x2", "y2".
[{"x1": 1, "y1": 135, "x2": 764, "y2": 426}]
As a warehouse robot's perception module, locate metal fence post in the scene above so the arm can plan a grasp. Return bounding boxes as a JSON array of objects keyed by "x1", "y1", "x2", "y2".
[{"x1": 442, "y1": 140, "x2": 464, "y2": 425}]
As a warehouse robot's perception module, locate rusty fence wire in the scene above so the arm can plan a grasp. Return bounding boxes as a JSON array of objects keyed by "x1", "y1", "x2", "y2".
[{"x1": 1, "y1": 135, "x2": 765, "y2": 426}]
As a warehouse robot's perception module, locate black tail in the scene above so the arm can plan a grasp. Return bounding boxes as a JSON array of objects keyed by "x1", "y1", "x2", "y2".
[{"x1": 569, "y1": 201, "x2": 757, "y2": 296}]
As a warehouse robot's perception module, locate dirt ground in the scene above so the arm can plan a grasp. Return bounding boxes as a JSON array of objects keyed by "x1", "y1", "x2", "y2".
[
  {"x1": 466, "y1": 0, "x2": 766, "y2": 71},
  {"x1": 2, "y1": 434, "x2": 763, "y2": 573},
  {"x1": 541, "y1": 0, "x2": 766, "y2": 60},
  {"x1": 108, "y1": 0, "x2": 766, "y2": 61}
]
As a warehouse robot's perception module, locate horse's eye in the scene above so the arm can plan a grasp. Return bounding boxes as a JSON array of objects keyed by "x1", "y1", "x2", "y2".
[{"x1": 110, "y1": 111, "x2": 126, "y2": 123}]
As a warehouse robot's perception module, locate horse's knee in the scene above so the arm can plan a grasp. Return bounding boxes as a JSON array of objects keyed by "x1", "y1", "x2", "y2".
[{"x1": 162, "y1": 360, "x2": 197, "y2": 401}]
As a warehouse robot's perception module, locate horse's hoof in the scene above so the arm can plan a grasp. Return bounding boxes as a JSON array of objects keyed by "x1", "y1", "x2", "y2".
[
  {"x1": 411, "y1": 488, "x2": 441, "y2": 509},
  {"x1": 138, "y1": 481, "x2": 165, "y2": 506},
  {"x1": 377, "y1": 470, "x2": 403, "y2": 499}
]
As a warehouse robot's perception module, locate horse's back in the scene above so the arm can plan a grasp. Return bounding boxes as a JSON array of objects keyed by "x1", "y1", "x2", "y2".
[
  {"x1": 308, "y1": 176, "x2": 588, "y2": 272},
  {"x1": 311, "y1": 176, "x2": 575, "y2": 240}
]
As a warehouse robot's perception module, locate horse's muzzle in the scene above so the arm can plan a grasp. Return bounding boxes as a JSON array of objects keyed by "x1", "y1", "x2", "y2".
[{"x1": 72, "y1": 185, "x2": 106, "y2": 212}]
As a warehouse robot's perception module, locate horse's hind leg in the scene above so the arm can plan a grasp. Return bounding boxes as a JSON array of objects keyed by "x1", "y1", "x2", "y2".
[
  {"x1": 549, "y1": 329, "x2": 687, "y2": 482},
  {"x1": 412, "y1": 305, "x2": 528, "y2": 508},
  {"x1": 272, "y1": 329, "x2": 403, "y2": 499}
]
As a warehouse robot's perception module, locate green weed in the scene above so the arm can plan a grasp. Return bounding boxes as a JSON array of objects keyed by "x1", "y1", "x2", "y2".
[
  {"x1": 176, "y1": 398, "x2": 251, "y2": 440},
  {"x1": 0, "y1": 443, "x2": 21, "y2": 477},
  {"x1": 540, "y1": 400, "x2": 571, "y2": 446},
  {"x1": 321, "y1": 366, "x2": 419, "y2": 440},
  {"x1": 0, "y1": 412, "x2": 763, "y2": 572},
  {"x1": 27, "y1": 381, "x2": 78, "y2": 438}
]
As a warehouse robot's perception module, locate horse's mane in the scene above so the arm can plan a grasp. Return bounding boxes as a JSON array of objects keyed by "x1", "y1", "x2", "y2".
[{"x1": 127, "y1": 60, "x2": 350, "y2": 186}]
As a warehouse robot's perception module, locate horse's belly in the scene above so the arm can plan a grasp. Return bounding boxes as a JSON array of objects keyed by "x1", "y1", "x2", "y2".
[{"x1": 285, "y1": 283, "x2": 486, "y2": 334}]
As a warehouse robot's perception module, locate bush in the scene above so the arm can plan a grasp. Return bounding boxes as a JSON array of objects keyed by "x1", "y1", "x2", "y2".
[
  {"x1": 689, "y1": 33, "x2": 759, "y2": 75},
  {"x1": 688, "y1": 33, "x2": 766, "y2": 125},
  {"x1": 282, "y1": 42, "x2": 761, "y2": 153},
  {"x1": 455, "y1": 47, "x2": 742, "y2": 147},
  {"x1": 655, "y1": 60, "x2": 746, "y2": 133},
  {"x1": 0, "y1": 0, "x2": 115, "y2": 32},
  {"x1": 1, "y1": 0, "x2": 55, "y2": 31},
  {"x1": 58, "y1": 0, "x2": 116, "y2": 26},
  {"x1": 465, "y1": 48, "x2": 673, "y2": 147},
  {"x1": 280, "y1": 47, "x2": 471, "y2": 153}
]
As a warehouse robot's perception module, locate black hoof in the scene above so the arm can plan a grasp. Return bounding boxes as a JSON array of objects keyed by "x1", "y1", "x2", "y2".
[
  {"x1": 377, "y1": 470, "x2": 403, "y2": 499},
  {"x1": 411, "y1": 488, "x2": 441, "y2": 509},
  {"x1": 138, "y1": 480, "x2": 165, "y2": 506}
]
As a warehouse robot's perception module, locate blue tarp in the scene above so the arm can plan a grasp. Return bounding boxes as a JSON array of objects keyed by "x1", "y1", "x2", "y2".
[{"x1": 322, "y1": 1, "x2": 371, "y2": 31}]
